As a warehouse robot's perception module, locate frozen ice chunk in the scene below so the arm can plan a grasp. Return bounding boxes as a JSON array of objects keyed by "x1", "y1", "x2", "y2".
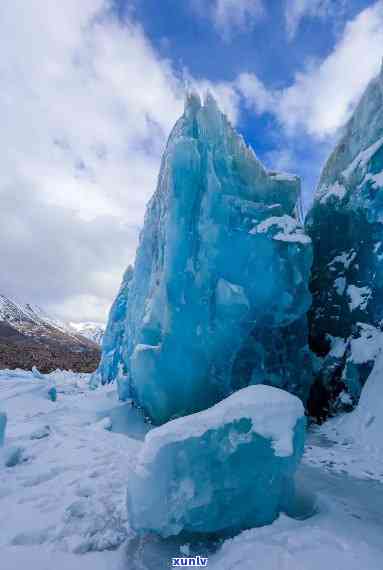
[
  {"x1": 4, "y1": 446, "x2": 24, "y2": 468},
  {"x1": 0, "y1": 412, "x2": 6, "y2": 446},
  {"x1": 30, "y1": 425, "x2": 51, "y2": 440},
  {"x1": 127, "y1": 385, "x2": 305, "y2": 537},
  {"x1": 95, "y1": 95, "x2": 312, "y2": 423},
  {"x1": 48, "y1": 384, "x2": 57, "y2": 402}
]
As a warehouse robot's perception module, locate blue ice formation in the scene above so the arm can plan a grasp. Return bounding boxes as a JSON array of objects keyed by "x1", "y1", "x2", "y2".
[
  {"x1": 0, "y1": 412, "x2": 6, "y2": 446},
  {"x1": 306, "y1": 65, "x2": 383, "y2": 418},
  {"x1": 127, "y1": 385, "x2": 306, "y2": 537},
  {"x1": 4, "y1": 446, "x2": 24, "y2": 468},
  {"x1": 48, "y1": 385, "x2": 57, "y2": 402},
  {"x1": 90, "y1": 266, "x2": 133, "y2": 393},
  {"x1": 95, "y1": 93, "x2": 312, "y2": 424}
]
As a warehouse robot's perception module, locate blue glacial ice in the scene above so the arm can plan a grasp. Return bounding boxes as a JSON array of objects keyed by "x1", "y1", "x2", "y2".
[
  {"x1": 47, "y1": 383, "x2": 57, "y2": 402},
  {"x1": 95, "y1": 93, "x2": 312, "y2": 424},
  {"x1": 306, "y1": 66, "x2": 383, "y2": 417},
  {"x1": 0, "y1": 412, "x2": 6, "y2": 446},
  {"x1": 127, "y1": 384, "x2": 306, "y2": 537},
  {"x1": 90, "y1": 265, "x2": 133, "y2": 394},
  {"x1": 3, "y1": 446, "x2": 24, "y2": 468}
]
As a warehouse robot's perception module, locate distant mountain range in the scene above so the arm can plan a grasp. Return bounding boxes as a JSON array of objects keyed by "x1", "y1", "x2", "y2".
[
  {"x1": 69, "y1": 321, "x2": 105, "y2": 345},
  {"x1": 0, "y1": 294, "x2": 105, "y2": 373}
]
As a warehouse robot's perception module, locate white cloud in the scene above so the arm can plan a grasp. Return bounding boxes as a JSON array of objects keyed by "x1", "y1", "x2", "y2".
[
  {"x1": 0, "y1": 180, "x2": 137, "y2": 322},
  {"x1": 237, "y1": 2, "x2": 383, "y2": 138},
  {"x1": 279, "y1": 1, "x2": 383, "y2": 137},
  {"x1": 0, "y1": 1, "x2": 184, "y2": 221},
  {"x1": 192, "y1": 0, "x2": 264, "y2": 39},
  {"x1": 214, "y1": 0, "x2": 264, "y2": 37},
  {"x1": 285, "y1": 0, "x2": 342, "y2": 40},
  {"x1": 237, "y1": 73, "x2": 276, "y2": 114},
  {"x1": 0, "y1": 0, "x2": 242, "y2": 322},
  {"x1": 3, "y1": 0, "x2": 382, "y2": 324}
]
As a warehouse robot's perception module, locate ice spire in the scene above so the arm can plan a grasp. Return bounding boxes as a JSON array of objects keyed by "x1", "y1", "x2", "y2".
[
  {"x1": 203, "y1": 90, "x2": 222, "y2": 122},
  {"x1": 95, "y1": 96, "x2": 312, "y2": 424},
  {"x1": 184, "y1": 89, "x2": 201, "y2": 118},
  {"x1": 204, "y1": 90, "x2": 219, "y2": 109}
]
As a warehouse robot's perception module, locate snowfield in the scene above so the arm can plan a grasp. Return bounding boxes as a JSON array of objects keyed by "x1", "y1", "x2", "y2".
[
  {"x1": 1, "y1": 369, "x2": 383, "y2": 570},
  {"x1": 0, "y1": 370, "x2": 146, "y2": 570}
]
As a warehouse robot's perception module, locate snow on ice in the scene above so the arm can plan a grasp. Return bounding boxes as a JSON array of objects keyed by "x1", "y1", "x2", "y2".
[{"x1": 127, "y1": 385, "x2": 305, "y2": 537}]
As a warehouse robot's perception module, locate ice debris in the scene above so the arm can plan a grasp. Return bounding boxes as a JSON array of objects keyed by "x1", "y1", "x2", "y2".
[
  {"x1": 48, "y1": 384, "x2": 57, "y2": 402},
  {"x1": 4, "y1": 446, "x2": 24, "y2": 468},
  {"x1": 0, "y1": 412, "x2": 7, "y2": 446},
  {"x1": 127, "y1": 385, "x2": 305, "y2": 537},
  {"x1": 30, "y1": 425, "x2": 51, "y2": 440}
]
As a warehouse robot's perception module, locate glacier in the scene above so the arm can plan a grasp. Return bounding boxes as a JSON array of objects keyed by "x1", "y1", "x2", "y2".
[
  {"x1": 95, "y1": 93, "x2": 312, "y2": 425},
  {"x1": 306, "y1": 66, "x2": 383, "y2": 419},
  {"x1": 90, "y1": 266, "x2": 133, "y2": 395},
  {"x1": 127, "y1": 385, "x2": 306, "y2": 537}
]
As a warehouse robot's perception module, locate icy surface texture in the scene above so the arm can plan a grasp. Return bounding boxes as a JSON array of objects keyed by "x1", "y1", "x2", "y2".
[
  {"x1": 0, "y1": 412, "x2": 6, "y2": 446},
  {"x1": 96, "y1": 93, "x2": 312, "y2": 424},
  {"x1": 90, "y1": 266, "x2": 133, "y2": 392},
  {"x1": 338, "y1": 345, "x2": 383, "y2": 455},
  {"x1": 306, "y1": 67, "x2": 383, "y2": 418},
  {"x1": 127, "y1": 385, "x2": 306, "y2": 537}
]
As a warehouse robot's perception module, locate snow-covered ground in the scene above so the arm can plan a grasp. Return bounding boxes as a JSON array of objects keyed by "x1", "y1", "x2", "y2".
[
  {"x1": 0, "y1": 369, "x2": 147, "y2": 570},
  {"x1": 304, "y1": 423, "x2": 383, "y2": 483},
  {"x1": 212, "y1": 435, "x2": 383, "y2": 570},
  {"x1": 305, "y1": 350, "x2": 383, "y2": 484},
  {"x1": 1, "y1": 369, "x2": 382, "y2": 570}
]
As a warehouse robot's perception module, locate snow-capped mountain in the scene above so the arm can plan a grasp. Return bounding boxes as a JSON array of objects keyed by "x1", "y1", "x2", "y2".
[
  {"x1": 0, "y1": 294, "x2": 101, "y2": 373},
  {"x1": 69, "y1": 322, "x2": 105, "y2": 345},
  {"x1": 0, "y1": 294, "x2": 78, "y2": 339}
]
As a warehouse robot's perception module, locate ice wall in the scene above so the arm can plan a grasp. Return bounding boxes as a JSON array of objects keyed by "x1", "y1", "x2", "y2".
[
  {"x1": 96, "y1": 93, "x2": 312, "y2": 424},
  {"x1": 306, "y1": 66, "x2": 383, "y2": 418},
  {"x1": 90, "y1": 266, "x2": 133, "y2": 394}
]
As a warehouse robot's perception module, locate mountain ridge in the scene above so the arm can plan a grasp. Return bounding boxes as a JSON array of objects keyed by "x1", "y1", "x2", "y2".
[{"x1": 0, "y1": 294, "x2": 102, "y2": 373}]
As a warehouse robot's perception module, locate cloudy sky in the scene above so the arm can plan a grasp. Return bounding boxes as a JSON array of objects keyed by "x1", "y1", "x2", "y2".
[{"x1": 1, "y1": 0, "x2": 382, "y2": 324}]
